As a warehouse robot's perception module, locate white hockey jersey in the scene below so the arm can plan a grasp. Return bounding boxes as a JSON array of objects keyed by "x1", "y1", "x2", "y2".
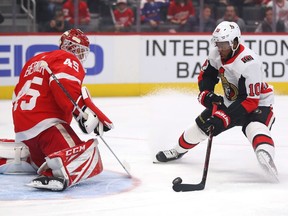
[{"x1": 202, "y1": 44, "x2": 274, "y2": 113}]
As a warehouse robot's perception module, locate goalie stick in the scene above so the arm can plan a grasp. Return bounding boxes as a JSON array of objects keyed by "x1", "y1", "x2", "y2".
[
  {"x1": 172, "y1": 104, "x2": 217, "y2": 192},
  {"x1": 40, "y1": 60, "x2": 132, "y2": 178}
]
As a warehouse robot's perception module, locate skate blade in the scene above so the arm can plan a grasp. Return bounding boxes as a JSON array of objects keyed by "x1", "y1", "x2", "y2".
[{"x1": 257, "y1": 151, "x2": 279, "y2": 183}]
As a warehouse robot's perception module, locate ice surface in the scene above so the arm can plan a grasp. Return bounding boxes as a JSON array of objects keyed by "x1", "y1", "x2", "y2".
[{"x1": 0, "y1": 89, "x2": 287, "y2": 216}]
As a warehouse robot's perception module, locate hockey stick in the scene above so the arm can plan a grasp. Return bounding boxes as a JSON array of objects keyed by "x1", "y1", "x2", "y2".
[
  {"x1": 172, "y1": 104, "x2": 217, "y2": 192},
  {"x1": 40, "y1": 60, "x2": 132, "y2": 178},
  {"x1": 172, "y1": 126, "x2": 214, "y2": 191},
  {"x1": 99, "y1": 136, "x2": 132, "y2": 178}
]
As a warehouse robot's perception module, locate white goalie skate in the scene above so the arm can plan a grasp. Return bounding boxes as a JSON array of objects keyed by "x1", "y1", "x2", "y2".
[
  {"x1": 256, "y1": 149, "x2": 279, "y2": 182},
  {"x1": 26, "y1": 176, "x2": 68, "y2": 191}
]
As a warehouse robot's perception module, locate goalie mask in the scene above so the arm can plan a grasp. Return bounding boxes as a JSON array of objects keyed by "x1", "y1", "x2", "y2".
[{"x1": 59, "y1": 29, "x2": 90, "y2": 64}]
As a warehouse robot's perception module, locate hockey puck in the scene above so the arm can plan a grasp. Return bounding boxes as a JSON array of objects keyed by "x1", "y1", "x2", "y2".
[{"x1": 172, "y1": 177, "x2": 182, "y2": 185}]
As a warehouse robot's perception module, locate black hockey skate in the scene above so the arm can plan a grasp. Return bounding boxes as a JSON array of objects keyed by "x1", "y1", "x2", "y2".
[
  {"x1": 256, "y1": 149, "x2": 279, "y2": 182},
  {"x1": 156, "y1": 149, "x2": 187, "y2": 162},
  {"x1": 26, "y1": 175, "x2": 68, "y2": 191}
]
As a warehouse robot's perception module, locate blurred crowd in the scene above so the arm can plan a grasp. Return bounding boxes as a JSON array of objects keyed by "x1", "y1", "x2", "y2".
[{"x1": 26, "y1": 0, "x2": 288, "y2": 32}]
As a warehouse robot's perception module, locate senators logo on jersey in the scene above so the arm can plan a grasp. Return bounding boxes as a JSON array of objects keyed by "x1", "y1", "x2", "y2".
[{"x1": 219, "y1": 67, "x2": 238, "y2": 101}]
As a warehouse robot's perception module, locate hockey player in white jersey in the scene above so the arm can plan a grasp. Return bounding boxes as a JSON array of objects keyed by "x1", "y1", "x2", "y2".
[{"x1": 156, "y1": 21, "x2": 278, "y2": 180}]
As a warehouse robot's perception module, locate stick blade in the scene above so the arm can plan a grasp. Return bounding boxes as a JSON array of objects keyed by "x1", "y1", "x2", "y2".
[{"x1": 172, "y1": 183, "x2": 205, "y2": 192}]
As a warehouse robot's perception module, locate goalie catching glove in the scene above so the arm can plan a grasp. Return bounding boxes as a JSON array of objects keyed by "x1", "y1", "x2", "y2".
[{"x1": 74, "y1": 87, "x2": 114, "y2": 135}]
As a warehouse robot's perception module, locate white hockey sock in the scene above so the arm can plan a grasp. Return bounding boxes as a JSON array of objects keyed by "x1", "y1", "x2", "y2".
[
  {"x1": 245, "y1": 121, "x2": 275, "y2": 156},
  {"x1": 175, "y1": 124, "x2": 208, "y2": 153}
]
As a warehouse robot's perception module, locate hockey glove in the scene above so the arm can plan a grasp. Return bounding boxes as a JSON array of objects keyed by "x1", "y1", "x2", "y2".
[
  {"x1": 77, "y1": 107, "x2": 100, "y2": 134},
  {"x1": 201, "y1": 110, "x2": 231, "y2": 136},
  {"x1": 94, "y1": 122, "x2": 111, "y2": 136},
  {"x1": 198, "y1": 90, "x2": 223, "y2": 109}
]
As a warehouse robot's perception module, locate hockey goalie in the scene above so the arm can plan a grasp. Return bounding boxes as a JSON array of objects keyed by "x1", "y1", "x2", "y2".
[{"x1": 0, "y1": 29, "x2": 113, "y2": 191}]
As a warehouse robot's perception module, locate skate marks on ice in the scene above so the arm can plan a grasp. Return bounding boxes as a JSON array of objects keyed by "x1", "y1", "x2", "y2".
[{"x1": 0, "y1": 170, "x2": 140, "y2": 200}]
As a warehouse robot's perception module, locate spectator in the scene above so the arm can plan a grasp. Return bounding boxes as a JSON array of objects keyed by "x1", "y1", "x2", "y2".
[
  {"x1": 185, "y1": 4, "x2": 216, "y2": 32},
  {"x1": 113, "y1": 0, "x2": 135, "y2": 32},
  {"x1": 166, "y1": 0, "x2": 195, "y2": 33},
  {"x1": 63, "y1": 0, "x2": 91, "y2": 31},
  {"x1": 0, "y1": 11, "x2": 4, "y2": 24},
  {"x1": 255, "y1": 6, "x2": 285, "y2": 32},
  {"x1": 261, "y1": 0, "x2": 272, "y2": 5},
  {"x1": 242, "y1": 0, "x2": 264, "y2": 5},
  {"x1": 204, "y1": 0, "x2": 228, "y2": 7},
  {"x1": 141, "y1": 0, "x2": 169, "y2": 8},
  {"x1": 266, "y1": 0, "x2": 288, "y2": 31},
  {"x1": 87, "y1": 0, "x2": 105, "y2": 14},
  {"x1": 43, "y1": 9, "x2": 72, "y2": 32},
  {"x1": 36, "y1": 0, "x2": 56, "y2": 31},
  {"x1": 141, "y1": 0, "x2": 169, "y2": 32},
  {"x1": 229, "y1": 0, "x2": 265, "y2": 16},
  {"x1": 216, "y1": 4, "x2": 246, "y2": 32},
  {"x1": 47, "y1": 0, "x2": 65, "y2": 12}
]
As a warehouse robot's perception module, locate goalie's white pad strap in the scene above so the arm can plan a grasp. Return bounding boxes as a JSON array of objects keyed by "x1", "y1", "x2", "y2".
[
  {"x1": 0, "y1": 140, "x2": 30, "y2": 159},
  {"x1": 0, "y1": 140, "x2": 36, "y2": 174},
  {"x1": 40, "y1": 139, "x2": 103, "y2": 187}
]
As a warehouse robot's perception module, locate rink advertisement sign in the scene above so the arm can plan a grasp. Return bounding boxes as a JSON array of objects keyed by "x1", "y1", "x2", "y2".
[
  {"x1": 141, "y1": 35, "x2": 288, "y2": 82},
  {"x1": 0, "y1": 34, "x2": 287, "y2": 96},
  {"x1": 0, "y1": 35, "x2": 140, "y2": 86}
]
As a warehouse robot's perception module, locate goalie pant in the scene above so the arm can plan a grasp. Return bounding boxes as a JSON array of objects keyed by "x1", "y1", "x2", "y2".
[{"x1": 24, "y1": 123, "x2": 103, "y2": 187}]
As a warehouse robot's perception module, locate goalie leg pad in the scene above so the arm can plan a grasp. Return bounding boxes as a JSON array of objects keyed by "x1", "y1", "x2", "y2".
[
  {"x1": 37, "y1": 139, "x2": 103, "y2": 188},
  {"x1": 0, "y1": 139, "x2": 36, "y2": 174}
]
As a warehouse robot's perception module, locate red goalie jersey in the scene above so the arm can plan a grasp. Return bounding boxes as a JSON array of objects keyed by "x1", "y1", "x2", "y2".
[{"x1": 12, "y1": 50, "x2": 85, "y2": 142}]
